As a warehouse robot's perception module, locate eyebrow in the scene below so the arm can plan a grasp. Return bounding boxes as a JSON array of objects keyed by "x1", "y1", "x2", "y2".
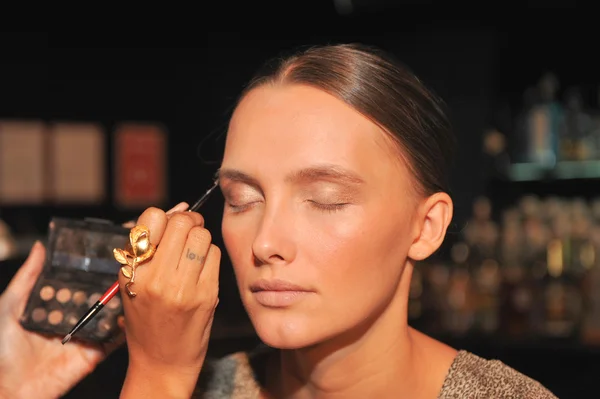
[
  {"x1": 217, "y1": 164, "x2": 365, "y2": 187},
  {"x1": 216, "y1": 168, "x2": 261, "y2": 188}
]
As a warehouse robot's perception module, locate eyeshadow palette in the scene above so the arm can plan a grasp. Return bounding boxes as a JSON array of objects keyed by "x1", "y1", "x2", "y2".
[{"x1": 20, "y1": 217, "x2": 130, "y2": 343}]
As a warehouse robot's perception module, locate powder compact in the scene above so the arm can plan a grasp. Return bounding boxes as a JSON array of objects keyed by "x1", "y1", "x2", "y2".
[{"x1": 20, "y1": 217, "x2": 130, "y2": 343}]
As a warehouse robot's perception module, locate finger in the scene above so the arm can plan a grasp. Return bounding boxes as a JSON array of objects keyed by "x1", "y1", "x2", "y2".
[
  {"x1": 166, "y1": 201, "x2": 189, "y2": 215},
  {"x1": 196, "y1": 244, "x2": 221, "y2": 308},
  {"x1": 154, "y1": 211, "x2": 205, "y2": 258},
  {"x1": 3, "y1": 241, "x2": 46, "y2": 317},
  {"x1": 122, "y1": 220, "x2": 136, "y2": 229},
  {"x1": 150, "y1": 212, "x2": 204, "y2": 281},
  {"x1": 134, "y1": 207, "x2": 170, "y2": 247},
  {"x1": 118, "y1": 208, "x2": 169, "y2": 295},
  {"x1": 176, "y1": 226, "x2": 212, "y2": 294},
  {"x1": 121, "y1": 202, "x2": 189, "y2": 229}
]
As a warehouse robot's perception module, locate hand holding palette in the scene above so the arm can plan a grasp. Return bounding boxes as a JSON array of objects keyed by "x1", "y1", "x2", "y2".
[
  {"x1": 20, "y1": 217, "x2": 130, "y2": 343},
  {"x1": 18, "y1": 178, "x2": 220, "y2": 345}
]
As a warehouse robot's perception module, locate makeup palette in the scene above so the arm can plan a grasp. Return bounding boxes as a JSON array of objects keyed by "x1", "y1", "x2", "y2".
[{"x1": 20, "y1": 217, "x2": 130, "y2": 343}]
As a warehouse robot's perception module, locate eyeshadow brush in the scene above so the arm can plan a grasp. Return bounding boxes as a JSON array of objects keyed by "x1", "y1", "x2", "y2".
[{"x1": 61, "y1": 180, "x2": 219, "y2": 344}]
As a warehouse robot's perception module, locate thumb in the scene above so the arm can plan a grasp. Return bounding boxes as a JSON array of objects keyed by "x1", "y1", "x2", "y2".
[{"x1": 3, "y1": 241, "x2": 46, "y2": 317}]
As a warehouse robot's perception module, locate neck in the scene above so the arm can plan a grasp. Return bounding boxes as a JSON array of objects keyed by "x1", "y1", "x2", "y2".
[{"x1": 271, "y1": 264, "x2": 447, "y2": 399}]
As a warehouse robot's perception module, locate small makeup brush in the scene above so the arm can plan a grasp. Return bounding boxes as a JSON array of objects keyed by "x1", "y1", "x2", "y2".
[{"x1": 61, "y1": 180, "x2": 219, "y2": 344}]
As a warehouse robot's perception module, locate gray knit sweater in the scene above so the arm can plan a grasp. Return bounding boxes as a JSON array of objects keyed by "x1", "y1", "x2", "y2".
[{"x1": 193, "y1": 347, "x2": 559, "y2": 398}]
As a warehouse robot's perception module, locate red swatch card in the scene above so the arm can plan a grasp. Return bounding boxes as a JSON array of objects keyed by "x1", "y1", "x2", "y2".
[{"x1": 113, "y1": 122, "x2": 167, "y2": 209}]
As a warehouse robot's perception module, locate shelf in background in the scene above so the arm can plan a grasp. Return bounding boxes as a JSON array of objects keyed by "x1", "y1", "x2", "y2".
[{"x1": 507, "y1": 160, "x2": 600, "y2": 182}]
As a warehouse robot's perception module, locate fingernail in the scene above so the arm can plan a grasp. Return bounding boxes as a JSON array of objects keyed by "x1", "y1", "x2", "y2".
[
  {"x1": 81, "y1": 346, "x2": 104, "y2": 362},
  {"x1": 27, "y1": 241, "x2": 36, "y2": 256},
  {"x1": 166, "y1": 202, "x2": 189, "y2": 215},
  {"x1": 30, "y1": 240, "x2": 41, "y2": 252}
]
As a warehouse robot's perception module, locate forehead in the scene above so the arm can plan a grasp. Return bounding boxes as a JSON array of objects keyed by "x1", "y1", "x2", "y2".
[{"x1": 223, "y1": 84, "x2": 406, "y2": 183}]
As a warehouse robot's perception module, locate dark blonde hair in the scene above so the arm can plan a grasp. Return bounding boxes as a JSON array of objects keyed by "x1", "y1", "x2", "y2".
[{"x1": 238, "y1": 43, "x2": 455, "y2": 197}]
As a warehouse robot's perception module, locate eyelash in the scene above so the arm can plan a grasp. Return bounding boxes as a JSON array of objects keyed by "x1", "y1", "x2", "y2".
[
  {"x1": 308, "y1": 200, "x2": 349, "y2": 213},
  {"x1": 226, "y1": 202, "x2": 254, "y2": 213},
  {"x1": 225, "y1": 200, "x2": 348, "y2": 213}
]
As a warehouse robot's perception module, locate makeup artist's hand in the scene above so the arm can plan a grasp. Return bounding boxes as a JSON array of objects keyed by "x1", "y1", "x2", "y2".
[
  {"x1": 0, "y1": 241, "x2": 125, "y2": 399},
  {"x1": 119, "y1": 206, "x2": 221, "y2": 399}
]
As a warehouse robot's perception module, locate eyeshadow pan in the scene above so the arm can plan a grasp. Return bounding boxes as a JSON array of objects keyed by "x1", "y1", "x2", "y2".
[
  {"x1": 72, "y1": 291, "x2": 87, "y2": 305},
  {"x1": 48, "y1": 310, "x2": 63, "y2": 325},
  {"x1": 39, "y1": 286, "x2": 55, "y2": 301},
  {"x1": 66, "y1": 313, "x2": 79, "y2": 326},
  {"x1": 107, "y1": 296, "x2": 121, "y2": 310},
  {"x1": 56, "y1": 288, "x2": 72, "y2": 303},
  {"x1": 31, "y1": 307, "x2": 47, "y2": 322},
  {"x1": 87, "y1": 292, "x2": 101, "y2": 307},
  {"x1": 97, "y1": 317, "x2": 112, "y2": 332}
]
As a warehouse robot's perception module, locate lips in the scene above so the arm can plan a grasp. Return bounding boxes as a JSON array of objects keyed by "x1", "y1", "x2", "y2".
[
  {"x1": 250, "y1": 279, "x2": 313, "y2": 308},
  {"x1": 250, "y1": 278, "x2": 310, "y2": 293}
]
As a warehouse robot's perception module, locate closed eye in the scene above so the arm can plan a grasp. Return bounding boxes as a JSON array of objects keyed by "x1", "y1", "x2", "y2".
[
  {"x1": 308, "y1": 200, "x2": 349, "y2": 212},
  {"x1": 225, "y1": 200, "x2": 261, "y2": 213}
]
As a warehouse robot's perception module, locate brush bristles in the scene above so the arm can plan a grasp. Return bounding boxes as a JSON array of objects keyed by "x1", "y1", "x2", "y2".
[{"x1": 61, "y1": 334, "x2": 72, "y2": 345}]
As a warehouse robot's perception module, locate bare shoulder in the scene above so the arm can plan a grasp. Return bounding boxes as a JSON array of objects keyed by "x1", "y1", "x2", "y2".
[{"x1": 438, "y1": 350, "x2": 559, "y2": 399}]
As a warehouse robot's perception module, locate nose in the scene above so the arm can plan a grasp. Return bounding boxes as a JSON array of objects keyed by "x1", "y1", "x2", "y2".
[{"x1": 251, "y1": 201, "x2": 297, "y2": 266}]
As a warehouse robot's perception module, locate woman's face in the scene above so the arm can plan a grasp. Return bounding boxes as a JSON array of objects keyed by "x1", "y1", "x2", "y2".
[{"x1": 220, "y1": 84, "x2": 422, "y2": 349}]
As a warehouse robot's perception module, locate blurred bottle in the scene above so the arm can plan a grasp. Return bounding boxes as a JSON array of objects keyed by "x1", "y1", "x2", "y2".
[
  {"x1": 581, "y1": 221, "x2": 600, "y2": 344},
  {"x1": 514, "y1": 86, "x2": 538, "y2": 163},
  {"x1": 535, "y1": 212, "x2": 583, "y2": 339},
  {"x1": 560, "y1": 86, "x2": 594, "y2": 161},
  {"x1": 444, "y1": 241, "x2": 474, "y2": 335},
  {"x1": 526, "y1": 72, "x2": 564, "y2": 167},
  {"x1": 590, "y1": 85, "x2": 600, "y2": 159}
]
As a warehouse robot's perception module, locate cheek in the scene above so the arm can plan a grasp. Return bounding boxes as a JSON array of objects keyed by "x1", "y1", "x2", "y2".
[
  {"x1": 305, "y1": 208, "x2": 411, "y2": 294},
  {"x1": 221, "y1": 217, "x2": 252, "y2": 275}
]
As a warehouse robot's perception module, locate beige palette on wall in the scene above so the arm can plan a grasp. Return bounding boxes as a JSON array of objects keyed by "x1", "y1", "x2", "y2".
[
  {"x1": 0, "y1": 120, "x2": 47, "y2": 204},
  {"x1": 0, "y1": 119, "x2": 167, "y2": 208},
  {"x1": 48, "y1": 122, "x2": 105, "y2": 204}
]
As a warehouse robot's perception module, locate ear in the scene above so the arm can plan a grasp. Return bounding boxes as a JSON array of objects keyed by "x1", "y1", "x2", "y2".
[{"x1": 408, "y1": 192, "x2": 453, "y2": 261}]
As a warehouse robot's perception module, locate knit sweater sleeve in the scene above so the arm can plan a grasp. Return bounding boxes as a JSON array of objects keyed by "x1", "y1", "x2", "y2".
[{"x1": 437, "y1": 350, "x2": 559, "y2": 398}]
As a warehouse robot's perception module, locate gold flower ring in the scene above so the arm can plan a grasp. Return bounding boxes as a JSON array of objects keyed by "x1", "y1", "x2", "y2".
[{"x1": 113, "y1": 225, "x2": 157, "y2": 297}]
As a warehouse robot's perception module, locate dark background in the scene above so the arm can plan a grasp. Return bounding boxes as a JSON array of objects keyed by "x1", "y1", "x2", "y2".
[{"x1": 1, "y1": 9, "x2": 599, "y2": 398}]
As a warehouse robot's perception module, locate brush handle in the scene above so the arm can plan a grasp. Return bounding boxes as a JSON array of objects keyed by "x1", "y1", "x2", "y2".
[
  {"x1": 100, "y1": 281, "x2": 120, "y2": 304},
  {"x1": 64, "y1": 301, "x2": 105, "y2": 342},
  {"x1": 188, "y1": 180, "x2": 219, "y2": 212}
]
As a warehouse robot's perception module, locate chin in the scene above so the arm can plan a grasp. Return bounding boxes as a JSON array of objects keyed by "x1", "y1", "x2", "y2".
[{"x1": 246, "y1": 306, "x2": 326, "y2": 350}]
